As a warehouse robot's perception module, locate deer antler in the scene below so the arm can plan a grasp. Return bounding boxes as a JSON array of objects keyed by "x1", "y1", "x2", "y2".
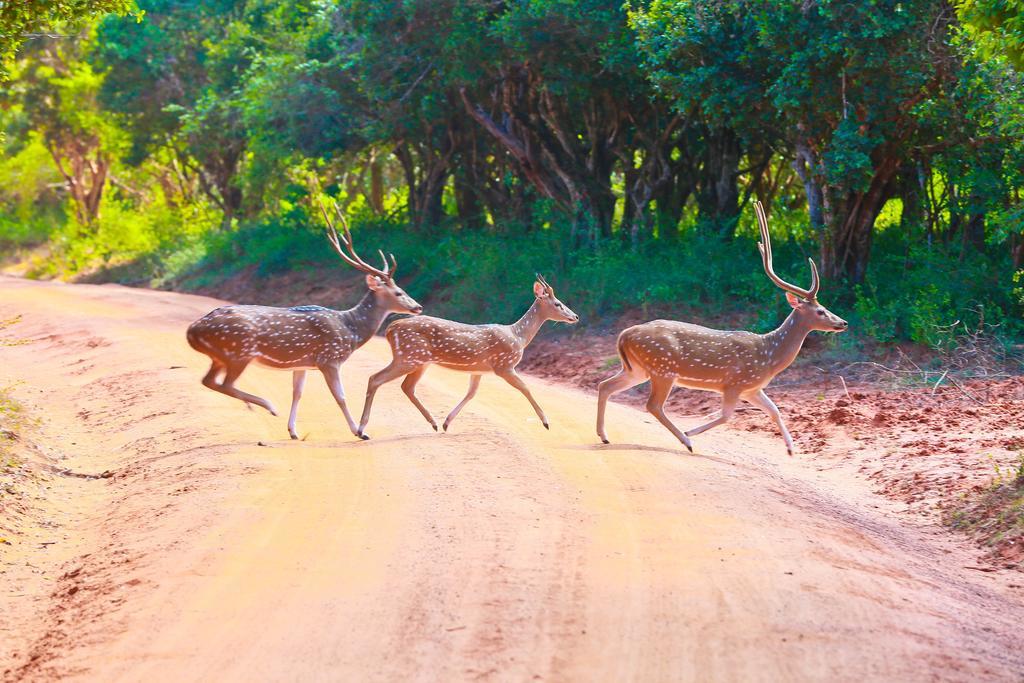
[
  {"x1": 319, "y1": 201, "x2": 394, "y2": 281},
  {"x1": 754, "y1": 200, "x2": 819, "y2": 300},
  {"x1": 378, "y1": 249, "x2": 398, "y2": 281},
  {"x1": 535, "y1": 273, "x2": 554, "y2": 295}
]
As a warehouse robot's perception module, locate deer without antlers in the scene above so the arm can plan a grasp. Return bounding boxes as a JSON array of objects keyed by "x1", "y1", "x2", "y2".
[
  {"x1": 186, "y1": 203, "x2": 422, "y2": 440},
  {"x1": 357, "y1": 275, "x2": 579, "y2": 438},
  {"x1": 596, "y1": 201, "x2": 848, "y2": 455}
]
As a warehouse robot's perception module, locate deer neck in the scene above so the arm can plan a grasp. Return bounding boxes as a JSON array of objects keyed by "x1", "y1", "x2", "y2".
[
  {"x1": 762, "y1": 311, "x2": 813, "y2": 377},
  {"x1": 342, "y1": 290, "x2": 391, "y2": 346},
  {"x1": 510, "y1": 300, "x2": 546, "y2": 348}
]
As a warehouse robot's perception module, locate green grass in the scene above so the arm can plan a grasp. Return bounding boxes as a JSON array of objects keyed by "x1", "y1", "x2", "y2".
[
  {"x1": 6, "y1": 204, "x2": 1024, "y2": 352},
  {"x1": 0, "y1": 316, "x2": 31, "y2": 472},
  {"x1": 948, "y1": 454, "x2": 1024, "y2": 563},
  {"x1": 168, "y1": 212, "x2": 1024, "y2": 350},
  {"x1": 0, "y1": 382, "x2": 34, "y2": 479}
]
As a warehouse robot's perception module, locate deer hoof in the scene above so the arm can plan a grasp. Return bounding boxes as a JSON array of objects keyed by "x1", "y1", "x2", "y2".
[
  {"x1": 432, "y1": 424, "x2": 438, "y2": 432},
  {"x1": 359, "y1": 433, "x2": 370, "y2": 441},
  {"x1": 442, "y1": 423, "x2": 449, "y2": 432},
  {"x1": 289, "y1": 433, "x2": 298, "y2": 441},
  {"x1": 543, "y1": 423, "x2": 550, "y2": 430},
  {"x1": 601, "y1": 438, "x2": 610, "y2": 445}
]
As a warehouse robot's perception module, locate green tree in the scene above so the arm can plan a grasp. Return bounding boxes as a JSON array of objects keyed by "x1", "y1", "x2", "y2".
[
  {"x1": 958, "y1": 0, "x2": 1024, "y2": 69},
  {"x1": 456, "y1": 0, "x2": 659, "y2": 243},
  {"x1": 94, "y1": 0, "x2": 253, "y2": 224},
  {"x1": 0, "y1": 0, "x2": 135, "y2": 81},
  {"x1": 632, "y1": 1, "x2": 780, "y2": 237},
  {"x1": 1, "y1": 28, "x2": 125, "y2": 225},
  {"x1": 758, "y1": 1, "x2": 962, "y2": 284}
]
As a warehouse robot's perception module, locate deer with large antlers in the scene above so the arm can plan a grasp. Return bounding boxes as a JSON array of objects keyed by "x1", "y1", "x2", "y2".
[
  {"x1": 596, "y1": 201, "x2": 848, "y2": 455},
  {"x1": 356, "y1": 275, "x2": 579, "y2": 438},
  {"x1": 186, "y1": 204, "x2": 422, "y2": 440}
]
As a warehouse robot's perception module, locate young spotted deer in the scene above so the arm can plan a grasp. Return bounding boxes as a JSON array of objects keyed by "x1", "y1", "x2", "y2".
[
  {"x1": 357, "y1": 275, "x2": 578, "y2": 438},
  {"x1": 596, "y1": 201, "x2": 848, "y2": 455},
  {"x1": 186, "y1": 204, "x2": 422, "y2": 440}
]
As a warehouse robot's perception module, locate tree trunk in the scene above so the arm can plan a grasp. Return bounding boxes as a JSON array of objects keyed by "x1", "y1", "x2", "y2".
[
  {"x1": 946, "y1": 184, "x2": 961, "y2": 246},
  {"x1": 393, "y1": 140, "x2": 452, "y2": 229},
  {"x1": 46, "y1": 139, "x2": 109, "y2": 226},
  {"x1": 459, "y1": 78, "x2": 619, "y2": 247},
  {"x1": 821, "y1": 156, "x2": 900, "y2": 283},
  {"x1": 453, "y1": 168, "x2": 482, "y2": 228},
  {"x1": 369, "y1": 155, "x2": 385, "y2": 214},
  {"x1": 696, "y1": 127, "x2": 741, "y2": 237},
  {"x1": 653, "y1": 182, "x2": 690, "y2": 241},
  {"x1": 420, "y1": 171, "x2": 446, "y2": 228},
  {"x1": 960, "y1": 190, "x2": 985, "y2": 253},
  {"x1": 897, "y1": 161, "x2": 923, "y2": 234},
  {"x1": 793, "y1": 141, "x2": 825, "y2": 233},
  {"x1": 651, "y1": 145, "x2": 697, "y2": 242},
  {"x1": 964, "y1": 210, "x2": 986, "y2": 253}
]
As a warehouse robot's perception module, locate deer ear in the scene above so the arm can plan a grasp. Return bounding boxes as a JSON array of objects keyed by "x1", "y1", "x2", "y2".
[
  {"x1": 785, "y1": 291, "x2": 803, "y2": 308},
  {"x1": 366, "y1": 274, "x2": 384, "y2": 291},
  {"x1": 533, "y1": 281, "x2": 547, "y2": 298}
]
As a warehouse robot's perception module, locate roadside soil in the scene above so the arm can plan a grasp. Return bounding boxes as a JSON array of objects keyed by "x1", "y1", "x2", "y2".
[{"x1": 1, "y1": 275, "x2": 1023, "y2": 681}]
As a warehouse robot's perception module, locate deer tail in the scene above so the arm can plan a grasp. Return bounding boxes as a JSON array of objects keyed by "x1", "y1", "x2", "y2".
[
  {"x1": 186, "y1": 318, "x2": 221, "y2": 357},
  {"x1": 185, "y1": 322, "x2": 207, "y2": 353}
]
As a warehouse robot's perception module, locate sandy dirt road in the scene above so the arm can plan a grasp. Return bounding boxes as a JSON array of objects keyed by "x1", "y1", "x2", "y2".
[{"x1": 1, "y1": 276, "x2": 1023, "y2": 682}]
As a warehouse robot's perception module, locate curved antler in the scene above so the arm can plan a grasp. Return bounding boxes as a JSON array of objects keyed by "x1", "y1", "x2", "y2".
[
  {"x1": 754, "y1": 200, "x2": 819, "y2": 300},
  {"x1": 318, "y1": 201, "x2": 394, "y2": 281},
  {"x1": 535, "y1": 273, "x2": 554, "y2": 295},
  {"x1": 378, "y1": 249, "x2": 398, "y2": 281}
]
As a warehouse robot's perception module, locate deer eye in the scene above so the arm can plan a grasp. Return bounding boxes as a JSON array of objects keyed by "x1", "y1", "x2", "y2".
[{"x1": 817, "y1": 310, "x2": 825, "y2": 316}]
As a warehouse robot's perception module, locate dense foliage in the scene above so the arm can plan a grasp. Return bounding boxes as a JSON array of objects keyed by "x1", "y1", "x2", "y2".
[
  {"x1": 1, "y1": 0, "x2": 1023, "y2": 347},
  {"x1": 0, "y1": 0, "x2": 136, "y2": 81}
]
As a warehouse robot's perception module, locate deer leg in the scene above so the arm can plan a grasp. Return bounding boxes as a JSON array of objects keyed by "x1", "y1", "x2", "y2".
[
  {"x1": 201, "y1": 360, "x2": 224, "y2": 390},
  {"x1": 744, "y1": 389, "x2": 796, "y2": 456},
  {"x1": 684, "y1": 390, "x2": 739, "y2": 439},
  {"x1": 443, "y1": 374, "x2": 482, "y2": 432},
  {"x1": 287, "y1": 370, "x2": 307, "y2": 440},
  {"x1": 596, "y1": 365, "x2": 646, "y2": 444},
  {"x1": 401, "y1": 367, "x2": 438, "y2": 431},
  {"x1": 358, "y1": 360, "x2": 419, "y2": 438},
  {"x1": 319, "y1": 364, "x2": 362, "y2": 439},
  {"x1": 494, "y1": 368, "x2": 549, "y2": 430},
  {"x1": 644, "y1": 375, "x2": 693, "y2": 452},
  {"x1": 216, "y1": 360, "x2": 278, "y2": 416}
]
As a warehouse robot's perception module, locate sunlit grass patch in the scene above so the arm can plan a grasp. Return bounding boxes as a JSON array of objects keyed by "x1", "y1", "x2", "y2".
[
  {"x1": 0, "y1": 314, "x2": 28, "y2": 347},
  {"x1": 948, "y1": 454, "x2": 1024, "y2": 568},
  {"x1": 0, "y1": 383, "x2": 32, "y2": 460},
  {"x1": 0, "y1": 315, "x2": 33, "y2": 489}
]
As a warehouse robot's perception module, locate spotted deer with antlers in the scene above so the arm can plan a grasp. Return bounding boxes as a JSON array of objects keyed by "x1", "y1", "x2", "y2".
[
  {"x1": 596, "y1": 201, "x2": 848, "y2": 455},
  {"x1": 357, "y1": 275, "x2": 579, "y2": 438},
  {"x1": 186, "y1": 204, "x2": 422, "y2": 440}
]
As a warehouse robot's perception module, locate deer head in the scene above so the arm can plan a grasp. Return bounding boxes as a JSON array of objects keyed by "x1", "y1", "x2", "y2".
[
  {"x1": 533, "y1": 274, "x2": 579, "y2": 324},
  {"x1": 320, "y1": 202, "x2": 423, "y2": 316},
  {"x1": 755, "y1": 201, "x2": 847, "y2": 334}
]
